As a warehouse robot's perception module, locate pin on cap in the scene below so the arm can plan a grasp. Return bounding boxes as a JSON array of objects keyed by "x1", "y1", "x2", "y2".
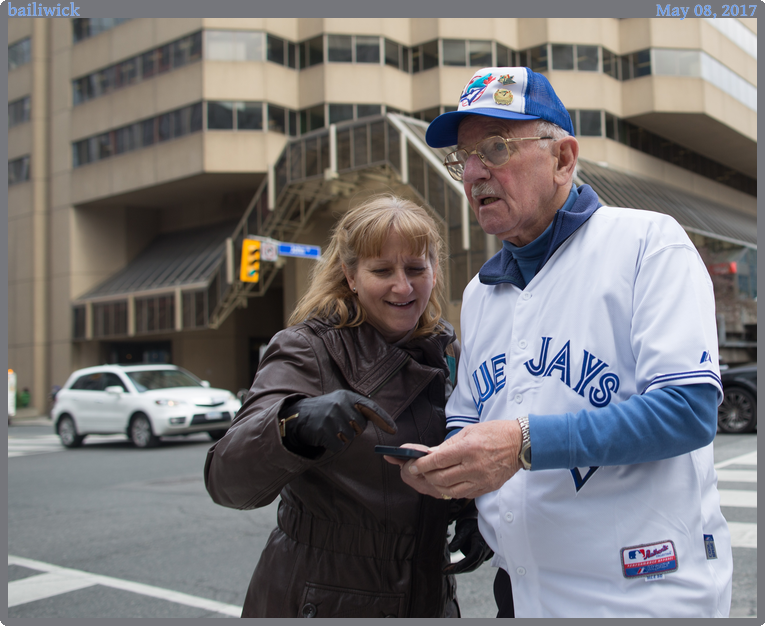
[{"x1": 425, "y1": 66, "x2": 575, "y2": 148}]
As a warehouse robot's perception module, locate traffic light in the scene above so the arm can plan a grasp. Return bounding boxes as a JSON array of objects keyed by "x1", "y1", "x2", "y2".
[{"x1": 240, "y1": 239, "x2": 261, "y2": 283}]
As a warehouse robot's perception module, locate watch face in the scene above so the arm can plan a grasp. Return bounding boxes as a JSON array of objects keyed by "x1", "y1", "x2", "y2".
[{"x1": 520, "y1": 443, "x2": 532, "y2": 469}]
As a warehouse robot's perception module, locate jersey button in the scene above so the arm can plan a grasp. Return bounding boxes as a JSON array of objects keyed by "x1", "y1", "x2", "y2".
[
  {"x1": 514, "y1": 394, "x2": 523, "y2": 404},
  {"x1": 504, "y1": 512, "x2": 514, "y2": 522},
  {"x1": 516, "y1": 566, "x2": 526, "y2": 576},
  {"x1": 518, "y1": 340, "x2": 527, "y2": 349},
  {"x1": 522, "y1": 292, "x2": 531, "y2": 300}
]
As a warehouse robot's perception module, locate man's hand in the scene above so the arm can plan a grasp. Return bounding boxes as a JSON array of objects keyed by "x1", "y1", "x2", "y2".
[{"x1": 388, "y1": 420, "x2": 524, "y2": 500}]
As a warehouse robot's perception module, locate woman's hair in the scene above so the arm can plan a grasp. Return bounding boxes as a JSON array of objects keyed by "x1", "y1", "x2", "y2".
[{"x1": 288, "y1": 194, "x2": 446, "y2": 337}]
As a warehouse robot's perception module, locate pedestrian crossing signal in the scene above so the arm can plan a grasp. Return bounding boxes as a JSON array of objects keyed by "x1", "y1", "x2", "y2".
[{"x1": 240, "y1": 239, "x2": 261, "y2": 283}]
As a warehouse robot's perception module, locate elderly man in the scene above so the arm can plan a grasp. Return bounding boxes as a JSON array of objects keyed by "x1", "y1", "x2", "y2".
[{"x1": 388, "y1": 67, "x2": 732, "y2": 618}]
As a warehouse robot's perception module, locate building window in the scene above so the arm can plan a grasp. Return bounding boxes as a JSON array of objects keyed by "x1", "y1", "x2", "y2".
[
  {"x1": 183, "y1": 290, "x2": 208, "y2": 329},
  {"x1": 72, "y1": 305, "x2": 86, "y2": 339},
  {"x1": 93, "y1": 301, "x2": 128, "y2": 338},
  {"x1": 204, "y1": 30, "x2": 263, "y2": 62},
  {"x1": 577, "y1": 110, "x2": 603, "y2": 136},
  {"x1": 496, "y1": 43, "x2": 513, "y2": 67},
  {"x1": 8, "y1": 96, "x2": 30, "y2": 128},
  {"x1": 577, "y1": 45, "x2": 599, "y2": 71},
  {"x1": 356, "y1": 36, "x2": 381, "y2": 63},
  {"x1": 468, "y1": 40, "x2": 492, "y2": 67},
  {"x1": 300, "y1": 104, "x2": 325, "y2": 134},
  {"x1": 327, "y1": 35, "x2": 353, "y2": 62},
  {"x1": 9, "y1": 38, "x2": 31, "y2": 71},
  {"x1": 267, "y1": 104, "x2": 287, "y2": 133},
  {"x1": 8, "y1": 155, "x2": 30, "y2": 185},
  {"x1": 73, "y1": 31, "x2": 203, "y2": 106},
  {"x1": 442, "y1": 40, "x2": 466, "y2": 66},
  {"x1": 385, "y1": 38, "x2": 402, "y2": 69},
  {"x1": 73, "y1": 102, "x2": 203, "y2": 167},
  {"x1": 602, "y1": 47, "x2": 619, "y2": 79},
  {"x1": 329, "y1": 103, "x2": 354, "y2": 124},
  {"x1": 207, "y1": 101, "x2": 234, "y2": 129},
  {"x1": 266, "y1": 34, "x2": 286, "y2": 65},
  {"x1": 72, "y1": 18, "x2": 130, "y2": 43},
  {"x1": 357, "y1": 104, "x2": 382, "y2": 118},
  {"x1": 552, "y1": 44, "x2": 574, "y2": 70},
  {"x1": 135, "y1": 295, "x2": 175, "y2": 334},
  {"x1": 236, "y1": 102, "x2": 263, "y2": 130},
  {"x1": 527, "y1": 44, "x2": 548, "y2": 72},
  {"x1": 412, "y1": 39, "x2": 439, "y2": 73},
  {"x1": 299, "y1": 35, "x2": 324, "y2": 68}
]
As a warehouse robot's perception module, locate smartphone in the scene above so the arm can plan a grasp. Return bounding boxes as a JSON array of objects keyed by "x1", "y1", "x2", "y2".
[{"x1": 374, "y1": 445, "x2": 429, "y2": 459}]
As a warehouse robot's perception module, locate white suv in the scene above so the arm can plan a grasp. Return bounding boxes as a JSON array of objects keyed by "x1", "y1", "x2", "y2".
[{"x1": 51, "y1": 364, "x2": 242, "y2": 448}]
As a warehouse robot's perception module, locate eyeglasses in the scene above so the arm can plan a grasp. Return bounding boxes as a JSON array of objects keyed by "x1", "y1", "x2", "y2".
[{"x1": 442, "y1": 135, "x2": 553, "y2": 182}]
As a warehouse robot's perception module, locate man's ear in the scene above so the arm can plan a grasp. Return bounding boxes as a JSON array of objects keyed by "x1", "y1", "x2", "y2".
[{"x1": 553, "y1": 136, "x2": 579, "y2": 185}]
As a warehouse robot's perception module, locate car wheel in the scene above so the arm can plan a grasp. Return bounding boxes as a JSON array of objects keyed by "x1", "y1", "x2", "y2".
[
  {"x1": 57, "y1": 415, "x2": 85, "y2": 448},
  {"x1": 718, "y1": 386, "x2": 757, "y2": 434},
  {"x1": 207, "y1": 429, "x2": 227, "y2": 441},
  {"x1": 129, "y1": 413, "x2": 160, "y2": 448}
]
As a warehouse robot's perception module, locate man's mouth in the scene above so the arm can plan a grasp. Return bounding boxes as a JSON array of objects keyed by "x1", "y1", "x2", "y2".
[{"x1": 481, "y1": 197, "x2": 500, "y2": 205}]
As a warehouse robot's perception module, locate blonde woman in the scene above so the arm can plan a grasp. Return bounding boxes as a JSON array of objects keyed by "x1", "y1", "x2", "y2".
[{"x1": 205, "y1": 195, "x2": 490, "y2": 618}]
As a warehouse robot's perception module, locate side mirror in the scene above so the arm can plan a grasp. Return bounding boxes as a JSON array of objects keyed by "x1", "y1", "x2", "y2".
[
  {"x1": 201, "y1": 380, "x2": 210, "y2": 388},
  {"x1": 105, "y1": 386, "x2": 124, "y2": 395}
]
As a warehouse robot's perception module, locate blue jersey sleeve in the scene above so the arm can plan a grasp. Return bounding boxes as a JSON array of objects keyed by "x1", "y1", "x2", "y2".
[{"x1": 529, "y1": 383, "x2": 718, "y2": 470}]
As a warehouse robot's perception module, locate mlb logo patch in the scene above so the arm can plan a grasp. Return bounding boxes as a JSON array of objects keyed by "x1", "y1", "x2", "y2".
[
  {"x1": 620, "y1": 540, "x2": 678, "y2": 579},
  {"x1": 704, "y1": 534, "x2": 717, "y2": 560}
]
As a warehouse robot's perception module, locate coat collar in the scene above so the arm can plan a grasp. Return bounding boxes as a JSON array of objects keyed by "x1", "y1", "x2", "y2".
[{"x1": 304, "y1": 314, "x2": 455, "y2": 398}]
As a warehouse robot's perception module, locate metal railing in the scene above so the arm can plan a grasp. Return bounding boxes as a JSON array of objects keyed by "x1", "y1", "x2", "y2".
[{"x1": 207, "y1": 113, "x2": 478, "y2": 328}]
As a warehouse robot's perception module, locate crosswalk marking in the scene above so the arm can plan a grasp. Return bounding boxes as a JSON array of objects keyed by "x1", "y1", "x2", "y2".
[
  {"x1": 8, "y1": 434, "x2": 128, "y2": 458},
  {"x1": 719, "y1": 489, "x2": 757, "y2": 508},
  {"x1": 9, "y1": 571, "x2": 97, "y2": 607},
  {"x1": 715, "y1": 451, "x2": 757, "y2": 469},
  {"x1": 727, "y1": 522, "x2": 757, "y2": 549},
  {"x1": 8, "y1": 555, "x2": 241, "y2": 616},
  {"x1": 716, "y1": 469, "x2": 757, "y2": 483}
]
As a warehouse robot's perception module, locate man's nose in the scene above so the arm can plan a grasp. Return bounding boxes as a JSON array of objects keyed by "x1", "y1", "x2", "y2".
[{"x1": 461, "y1": 153, "x2": 490, "y2": 184}]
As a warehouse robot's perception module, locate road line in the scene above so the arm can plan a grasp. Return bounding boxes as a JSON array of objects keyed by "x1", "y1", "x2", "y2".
[
  {"x1": 718, "y1": 489, "x2": 757, "y2": 509},
  {"x1": 8, "y1": 555, "x2": 241, "y2": 616},
  {"x1": 9, "y1": 571, "x2": 97, "y2": 607},
  {"x1": 728, "y1": 522, "x2": 757, "y2": 549},
  {"x1": 716, "y1": 469, "x2": 757, "y2": 483},
  {"x1": 715, "y1": 451, "x2": 757, "y2": 469}
]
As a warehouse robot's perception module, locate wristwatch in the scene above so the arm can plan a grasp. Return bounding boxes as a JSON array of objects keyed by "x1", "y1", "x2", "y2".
[{"x1": 517, "y1": 415, "x2": 532, "y2": 470}]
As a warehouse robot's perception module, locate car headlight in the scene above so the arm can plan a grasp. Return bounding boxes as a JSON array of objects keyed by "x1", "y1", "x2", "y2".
[{"x1": 155, "y1": 399, "x2": 188, "y2": 407}]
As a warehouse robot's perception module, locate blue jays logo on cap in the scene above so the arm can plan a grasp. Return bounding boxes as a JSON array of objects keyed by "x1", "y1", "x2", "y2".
[
  {"x1": 460, "y1": 73, "x2": 495, "y2": 107},
  {"x1": 426, "y1": 66, "x2": 575, "y2": 148}
]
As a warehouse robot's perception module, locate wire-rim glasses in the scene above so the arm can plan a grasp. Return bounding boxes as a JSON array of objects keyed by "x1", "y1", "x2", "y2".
[{"x1": 442, "y1": 135, "x2": 553, "y2": 181}]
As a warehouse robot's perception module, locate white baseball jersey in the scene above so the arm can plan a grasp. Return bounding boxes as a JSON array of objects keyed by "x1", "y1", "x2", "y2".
[{"x1": 447, "y1": 206, "x2": 732, "y2": 617}]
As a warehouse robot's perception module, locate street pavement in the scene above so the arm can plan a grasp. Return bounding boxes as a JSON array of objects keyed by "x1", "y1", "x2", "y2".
[{"x1": 6, "y1": 414, "x2": 758, "y2": 619}]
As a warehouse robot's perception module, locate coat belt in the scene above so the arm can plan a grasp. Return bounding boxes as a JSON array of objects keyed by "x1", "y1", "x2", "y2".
[{"x1": 277, "y1": 502, "x2": 416, "y2": 561}]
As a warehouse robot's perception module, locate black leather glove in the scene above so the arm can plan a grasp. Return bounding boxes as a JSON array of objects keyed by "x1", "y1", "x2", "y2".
[
  {"x1": 443, "y1": 517, "x2": 493, "y2": 574},
  {"x1": 280, "y1": 390, "x2": 396, "y2": 458}
]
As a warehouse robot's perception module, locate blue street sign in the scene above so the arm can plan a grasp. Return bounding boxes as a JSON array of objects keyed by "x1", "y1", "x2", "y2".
[{"x1": 277, "y1": 242, "x2": 321, "y2": 259}]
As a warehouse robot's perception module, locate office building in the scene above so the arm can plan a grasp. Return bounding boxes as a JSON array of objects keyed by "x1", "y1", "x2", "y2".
[{"x1": 8, "y1": 17, "x2": 757, "y2": 410}]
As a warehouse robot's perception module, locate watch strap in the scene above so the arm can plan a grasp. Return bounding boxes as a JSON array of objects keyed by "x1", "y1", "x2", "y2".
[{"x1": 517, "y1": 415, "x2": 531, "y2": 470}]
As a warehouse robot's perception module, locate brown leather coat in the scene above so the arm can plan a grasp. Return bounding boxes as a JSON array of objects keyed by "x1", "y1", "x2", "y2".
[{"x1": 204, "y1": 316, "x2": 461, "y2": 618}]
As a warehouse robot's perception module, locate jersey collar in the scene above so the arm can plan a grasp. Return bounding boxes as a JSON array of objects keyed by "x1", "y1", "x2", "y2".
[{"x1": 478, "y1": 184, "x2": 602, "y2": 287}]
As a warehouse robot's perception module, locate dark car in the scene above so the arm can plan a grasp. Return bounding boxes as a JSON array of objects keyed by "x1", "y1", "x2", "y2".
[{"x1": 717, "y1": 364, "x2": 757, "y2": 434}]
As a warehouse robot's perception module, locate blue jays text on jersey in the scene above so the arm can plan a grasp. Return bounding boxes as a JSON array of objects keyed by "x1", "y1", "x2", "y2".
[{"x1": 470, "y1": 336, "x2": 620, "y2": 415}]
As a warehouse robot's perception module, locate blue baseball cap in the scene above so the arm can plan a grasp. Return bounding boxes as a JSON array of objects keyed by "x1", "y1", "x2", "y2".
[{"x1": 425, "y1": 67, "x2": 575, "y2": 148}]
